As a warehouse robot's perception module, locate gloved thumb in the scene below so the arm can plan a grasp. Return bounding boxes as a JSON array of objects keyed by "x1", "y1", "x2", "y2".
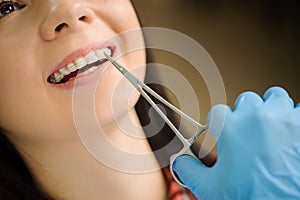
[
  {"x1": 172, "y1": 155, "x2": 209, "y2": 197},
  {"x1": 207, "y1": 104, "x2": 232, "y2": 154}
]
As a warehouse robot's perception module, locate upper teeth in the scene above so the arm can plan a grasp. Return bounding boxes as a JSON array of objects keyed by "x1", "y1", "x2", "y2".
[{"x1": 50, "y1": 47, "x2": 112, "y2": 84}]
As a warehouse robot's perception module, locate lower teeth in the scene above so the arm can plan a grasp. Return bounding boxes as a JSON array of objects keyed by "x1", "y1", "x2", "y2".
[
  {"x1": 78, "y1": 66, "x2": 98, "y2": 77},
  {"x1": 67, "y1": 66, "x2": 99, "y2": 82}
]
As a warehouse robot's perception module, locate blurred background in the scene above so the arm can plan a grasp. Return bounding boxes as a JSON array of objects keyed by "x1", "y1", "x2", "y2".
[{"x1": 131, "y1": 0, "x2": 300, "y2": 123}]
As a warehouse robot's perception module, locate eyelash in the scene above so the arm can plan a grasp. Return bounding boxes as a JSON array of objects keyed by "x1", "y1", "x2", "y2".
[{"x1": 0, "y1": 0, "x2": 26, "y2": 19}]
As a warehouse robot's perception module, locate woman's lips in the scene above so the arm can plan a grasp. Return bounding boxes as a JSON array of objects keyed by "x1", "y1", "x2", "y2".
[
  {"x1": 47, "y1": 40, "x2": 116, "y2": 88},
  {"x1": 47, "y1": 47, "x2": 113, "y2": 84}
]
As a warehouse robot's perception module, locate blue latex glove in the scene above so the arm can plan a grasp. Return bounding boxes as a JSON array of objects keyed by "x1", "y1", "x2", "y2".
[{"x1": 173, "y1": 87, "x2": 300, "y2": 199}]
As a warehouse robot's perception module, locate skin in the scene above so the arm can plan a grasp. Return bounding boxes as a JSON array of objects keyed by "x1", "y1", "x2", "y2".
[{"x1": 0, "y1": 0, "x2": 166, "y2": 199}]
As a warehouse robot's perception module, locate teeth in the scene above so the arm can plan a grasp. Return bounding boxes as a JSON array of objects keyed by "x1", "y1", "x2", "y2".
[
  {"x1": 50, "y1": 47, "x2": 112, "y2": 84},
  {"x1": 59, "y1": 67, "x2": 70, "y2": 76},
  {"x1": 54, "y1": 72, "x2": 64, "y2": 83},
  {"x1": 75, "y1": 57, "x2": 87, "y2": 69},
  {"x1": 95, "y1": 49, "x2": 105, "y2": 59},
  {"x1": 95, "y1": 48, "x2": 111, "y2": 59},
  {"x1": 78, "y1": 66, "x2": 98, "y2": 76},
  {"x1": 67, "y1": 62, "x2": 77, "y2": 72},
  {"x1": 86, "y1": 52, "x2": 98, "y2": 64},
  {"x1": 104, "y1": 48, "x2": 111, "y2": 56}
]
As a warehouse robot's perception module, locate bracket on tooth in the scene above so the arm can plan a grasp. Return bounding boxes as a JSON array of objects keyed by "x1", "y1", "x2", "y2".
[{"x1": 49, "y1": 77, "x2": 57, "y2": 84}]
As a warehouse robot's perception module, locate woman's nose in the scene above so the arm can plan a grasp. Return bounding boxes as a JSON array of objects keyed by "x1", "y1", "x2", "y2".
[{"x1": 39, "y1": 1, "x2": 95, "y2": 41}]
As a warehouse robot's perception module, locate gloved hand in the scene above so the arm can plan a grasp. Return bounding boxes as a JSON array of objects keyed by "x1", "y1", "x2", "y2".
[{"x1": 173, "y1": 86, "x2": 300, "y2": 199}]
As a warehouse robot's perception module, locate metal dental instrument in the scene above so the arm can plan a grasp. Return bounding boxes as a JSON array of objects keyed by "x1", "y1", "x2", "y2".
[{"x1": 104, "y1": 53, "x2": 208, "y2": 187}]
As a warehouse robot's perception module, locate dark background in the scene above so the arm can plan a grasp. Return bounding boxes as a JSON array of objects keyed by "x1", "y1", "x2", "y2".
[{"x1": 132, "y1": 0, "x2": 300, "y2": 121}]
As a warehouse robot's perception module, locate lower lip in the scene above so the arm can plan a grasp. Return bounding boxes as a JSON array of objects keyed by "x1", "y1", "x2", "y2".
[{"x1": 49, "y1": 61, "x2": 114, "y2": 90}]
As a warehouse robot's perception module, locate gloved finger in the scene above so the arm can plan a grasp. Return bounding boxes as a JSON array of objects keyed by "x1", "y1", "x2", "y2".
[
  {"x1": 263, "y1": 86, "x2": 294, "y2": 108},
  {"x1": 296, "y1": 102, "x2": 300, "y2": 108},
  {"x1": 207, "y1": 104, "x2": 232, "y2": 141},
  {"x1": 172, "y1": 155, "x2": 209, "y2": 195},
  {"x1": 234, "y1": 91, "x2": 263, "y2": 111}
]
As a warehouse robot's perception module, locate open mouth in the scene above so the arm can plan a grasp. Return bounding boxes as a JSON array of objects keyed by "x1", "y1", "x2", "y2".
[{"x1": 47, "y1": 47, "x2": 113, "y2": 84}]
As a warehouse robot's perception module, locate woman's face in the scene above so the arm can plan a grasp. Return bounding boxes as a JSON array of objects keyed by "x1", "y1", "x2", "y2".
[{"x1": 0, "y1": 0, "x2": 145, "y2": 145}]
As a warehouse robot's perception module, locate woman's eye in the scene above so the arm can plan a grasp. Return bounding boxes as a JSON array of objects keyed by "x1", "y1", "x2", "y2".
[{"x1": 0, "y1": 0, "x2": 26, "y2": 19}]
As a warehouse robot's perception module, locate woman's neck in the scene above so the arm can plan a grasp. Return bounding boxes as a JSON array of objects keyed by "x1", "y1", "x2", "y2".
[{"x1": 16, "y1": 110, "x2": 167, "y2": 200}]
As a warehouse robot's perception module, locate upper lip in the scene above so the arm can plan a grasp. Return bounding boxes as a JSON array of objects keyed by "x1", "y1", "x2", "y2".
[{"x1": 47, "y1": 41, "x2": 115, "y2": 78}]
